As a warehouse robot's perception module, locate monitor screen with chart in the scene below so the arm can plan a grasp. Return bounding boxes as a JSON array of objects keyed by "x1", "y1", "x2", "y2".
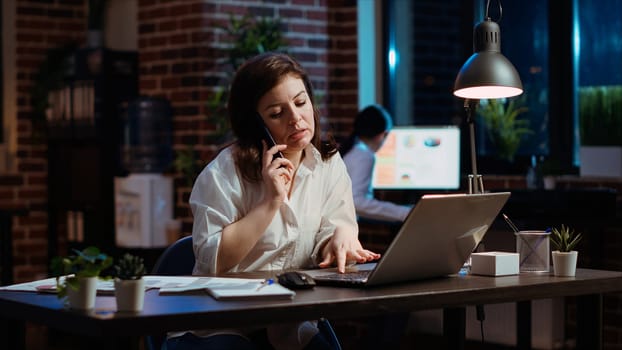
[{"x1": 372, "y1": 126, "x2": 461, "y2": 190}]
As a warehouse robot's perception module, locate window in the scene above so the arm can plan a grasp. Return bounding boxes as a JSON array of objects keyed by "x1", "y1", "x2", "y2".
[
  {"x1": 488, "y1": 0, "x2": 550, "y2": 160},
  {"x1": 383, "y1": 0, "x2": 466, "y2": 127},
  {"x1": 576, "y1": 0, "x2": 622, "y2": 161},
  {"x1": 384, "y1": 0, "x2": 622, "y2": 175}
]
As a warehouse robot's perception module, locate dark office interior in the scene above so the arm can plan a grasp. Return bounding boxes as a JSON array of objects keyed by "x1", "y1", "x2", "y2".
[{"x1": 1, "y1": 0, "x2": 621, "y2": 349}]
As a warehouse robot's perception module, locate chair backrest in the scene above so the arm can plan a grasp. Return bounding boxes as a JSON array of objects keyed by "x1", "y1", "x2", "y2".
[
  {"x1": 151, "y1": 235, "x2": 195, "y2": 275},
  {"x1": 147, "y1": 235, "x2": 342, "y2": 350},
  {"x1": 145, "y1": 235, "x2": 195, "y2": 350}
]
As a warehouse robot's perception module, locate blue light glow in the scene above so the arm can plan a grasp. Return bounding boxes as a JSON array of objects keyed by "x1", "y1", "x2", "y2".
[{"x1": 388, "y1": 49, "x2": 397, "y2": 71}]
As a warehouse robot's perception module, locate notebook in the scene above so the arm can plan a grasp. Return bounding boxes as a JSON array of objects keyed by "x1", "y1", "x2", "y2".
[{"x1": 304, "y1": 192, "x2": 511, "y2": 287}]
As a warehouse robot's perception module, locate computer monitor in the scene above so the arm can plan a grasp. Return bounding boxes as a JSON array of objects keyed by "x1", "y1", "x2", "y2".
[{"x1": 372, "y1": 126, "x2": 461, "y2": 190}]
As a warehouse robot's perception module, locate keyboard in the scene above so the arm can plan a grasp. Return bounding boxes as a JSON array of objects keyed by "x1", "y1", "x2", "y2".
[{"x1": 312, "y1": 270, "x2": 371, "y2": 286}]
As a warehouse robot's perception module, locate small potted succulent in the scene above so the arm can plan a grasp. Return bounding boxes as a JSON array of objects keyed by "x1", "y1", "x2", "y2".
[
  {"x1": 51, "y1": 246, "x2": 113, "y2": 310},
  {"x1": 550, "y1": 225, "x2": 583, "y2": 277},
  {"x1": 113, "y1": 253, "x2": 147, "y2": 311}
]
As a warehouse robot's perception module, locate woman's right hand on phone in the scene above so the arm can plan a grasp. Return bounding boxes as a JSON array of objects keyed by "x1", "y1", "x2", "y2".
[{"x1": 261, "y1": 141, "x2": 293, "y2": 202}]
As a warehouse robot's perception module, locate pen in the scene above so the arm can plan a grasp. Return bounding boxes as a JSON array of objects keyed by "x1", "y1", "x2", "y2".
[
  {"x1": 502, "y1": 213, "x2": 520, "y2": 233},
  {"x1": 256, "y1": 278, "x2": 274, "y2": 291}
]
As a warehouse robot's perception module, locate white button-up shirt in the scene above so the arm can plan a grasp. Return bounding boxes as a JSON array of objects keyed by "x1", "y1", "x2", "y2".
[{"x1": 190, "y1": 144, "x2": 358, "y2": 275}]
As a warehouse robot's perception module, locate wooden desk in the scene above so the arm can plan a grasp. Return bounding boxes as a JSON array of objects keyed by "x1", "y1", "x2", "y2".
[{"x1": 1, "y1": 268, "x2": 621, "y2": 349}]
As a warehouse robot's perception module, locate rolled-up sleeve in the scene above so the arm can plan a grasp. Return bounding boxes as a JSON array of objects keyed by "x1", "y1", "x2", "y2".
[
  {"x1": 189, "y1": 151, "x2": 242, "y2": 275},
  {"x1": 311, "y1": 153, "x2": 358, "y2": 265}
]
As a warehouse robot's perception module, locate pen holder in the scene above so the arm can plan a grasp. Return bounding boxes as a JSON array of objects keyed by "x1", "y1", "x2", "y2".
[{"x1": 516, "y1": 230, "x2": 550, "y2": 273}]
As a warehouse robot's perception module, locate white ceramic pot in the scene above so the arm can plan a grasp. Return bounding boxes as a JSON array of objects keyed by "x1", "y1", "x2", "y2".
[
  {"x1": 543, "y1": 176, "x2": 556, "y2": 190},
  {"x1": 552, "y1": 251, "x2": 578, "y2": 277},
  {"x1": 114, "y1": 278, "x2": 145, "y2": 312},
  {"x1": 66, "y1": 276, "x2": 98, "y2": 310}
]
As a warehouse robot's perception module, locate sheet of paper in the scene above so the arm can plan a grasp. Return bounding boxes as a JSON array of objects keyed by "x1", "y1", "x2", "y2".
[
  {"x1": 0, "y1": 275, "x2": 295, "y2": 300},
  {"x1": 0, "y1": 275, "x2": 189, "y2": 293},
  {"x1": 0, "y1": 277, "x2": 59, "y2": 293}
]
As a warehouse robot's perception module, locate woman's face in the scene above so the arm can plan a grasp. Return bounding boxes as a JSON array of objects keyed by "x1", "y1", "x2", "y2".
[{"x1": 256, "y1": 74, "x2": 315, "y2": 155}]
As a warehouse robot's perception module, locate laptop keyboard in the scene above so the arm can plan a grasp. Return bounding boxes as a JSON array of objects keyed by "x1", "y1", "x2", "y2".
[{"x1": 316, "y1": 270, "x2": 371, "y2": 284}]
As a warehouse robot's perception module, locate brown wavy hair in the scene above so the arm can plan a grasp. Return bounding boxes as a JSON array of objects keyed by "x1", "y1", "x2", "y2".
[{"x1": 228, "y1": 52, "x2": 338, "y2": 183}]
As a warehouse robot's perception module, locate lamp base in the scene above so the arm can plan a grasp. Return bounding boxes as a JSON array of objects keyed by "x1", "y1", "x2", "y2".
[{"x1": 468, "y1": 174, "x2": 484, "y2": 194}]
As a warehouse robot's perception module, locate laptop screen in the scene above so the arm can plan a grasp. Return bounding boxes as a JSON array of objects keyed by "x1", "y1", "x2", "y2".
[{"x1": 372, "y1": 126, "x2": 461, "y2": 190}]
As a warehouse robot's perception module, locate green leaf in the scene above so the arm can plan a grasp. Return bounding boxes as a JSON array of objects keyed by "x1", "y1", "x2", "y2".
[
  {"x1": 113, "y1": 253, "x2": 147, "y2": 280},
  {"x1": 550, "y1": 225, "x2": 583, "y2": 252},
  {"x1": 477, "y1": 98, "x2": 532, "y2": 162},
  {"x1": 50, "y1": 246, "x2": 112, "y2": 299}
]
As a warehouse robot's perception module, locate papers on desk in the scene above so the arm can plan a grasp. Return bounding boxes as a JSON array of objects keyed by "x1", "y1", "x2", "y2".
[
  {"x1": 0, "y1": 275, "x2": 295, "y2": 300},
  {"x1": 159, "y1": 276, "x2": 296, "y2": 300},
  {"x1": 0, "y1": 276, "x2": 160, "y2": 294}
]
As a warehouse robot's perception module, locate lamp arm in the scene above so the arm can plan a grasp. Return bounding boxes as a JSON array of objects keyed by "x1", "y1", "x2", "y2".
[
  {"x1": 465, "y1": 98, "x2": 479, "y2": 177},
  {"x1": 464, "y1": 99, "x2": 484, "y2": 194}
]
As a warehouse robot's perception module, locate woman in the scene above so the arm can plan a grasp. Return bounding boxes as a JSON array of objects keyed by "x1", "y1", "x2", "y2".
[
  {"x1": 168, "y1": 52, "x2": 380, "y2": 350},
  {"x1": 340, "y1": 105, "x2": 411, "y2": 223}
]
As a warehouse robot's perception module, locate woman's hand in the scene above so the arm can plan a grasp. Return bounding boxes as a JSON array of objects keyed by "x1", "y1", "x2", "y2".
[
  {"x1": 261, "y1": 141, "x2": 294, "y2": 203},
  {"x1": 318, "y1": 230, "x2": 381, "y2": 273}
]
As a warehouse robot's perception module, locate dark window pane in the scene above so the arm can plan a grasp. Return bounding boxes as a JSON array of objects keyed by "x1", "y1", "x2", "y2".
[
  {"x1": 577, "y1": 0, "x2": 622, "y2": 151},
  {"x1": 482, "y1": 0, "x2": 550, "y2": 159}
]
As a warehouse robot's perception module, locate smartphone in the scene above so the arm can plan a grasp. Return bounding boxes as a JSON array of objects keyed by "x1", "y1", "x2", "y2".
[{"x1": 256, "y1": 113, "x2": 284, "y2": 159}]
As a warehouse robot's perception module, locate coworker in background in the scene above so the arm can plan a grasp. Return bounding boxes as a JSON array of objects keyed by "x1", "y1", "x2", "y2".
[
  {"x1": 340, "y1": 105, "x2": 412, "y2": 223},
  {"x1": 169, "y1": 52, "x2": 380, "y2": 350},
  {"x1": 340, "y1": 105, "x2": 412, "y2": 349}
]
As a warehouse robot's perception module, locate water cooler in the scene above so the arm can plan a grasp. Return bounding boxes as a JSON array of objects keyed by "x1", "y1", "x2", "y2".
[{"x1": 115, "y1": 97, "x2": 174, "y2": 248}]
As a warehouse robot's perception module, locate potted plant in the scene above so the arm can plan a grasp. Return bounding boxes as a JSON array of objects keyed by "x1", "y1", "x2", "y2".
[
  {"x1": 51, "y1": 246, "x2": 113, "y2": 310},
  {"x1": 550, "y1": 225, "x2": 583, "y2": 277},
  {"x1": 113, "y1": 253, "x2": 147, "y2": 312},
  {"x1": 477, "y1": 98, "x2": 532, "y2": 162}
]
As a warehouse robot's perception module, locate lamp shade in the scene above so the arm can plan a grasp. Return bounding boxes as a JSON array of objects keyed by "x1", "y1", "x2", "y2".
[{"x1": 454, "y1": 18, "x2": 523, "y2": 99}]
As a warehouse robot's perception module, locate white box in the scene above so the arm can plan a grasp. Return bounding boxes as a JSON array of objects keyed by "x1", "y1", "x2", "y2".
[
  {"x1": 470, "y1": 252, "x2": 519, "y2": 276},
  {"x1": 114, "y1": 174, "x2": 173, "y2": 248}
]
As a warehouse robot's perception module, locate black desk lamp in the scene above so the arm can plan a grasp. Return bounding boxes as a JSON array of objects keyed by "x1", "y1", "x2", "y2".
[{"x1": 454, "y1": 0, "x2": 523, "y2": 194}]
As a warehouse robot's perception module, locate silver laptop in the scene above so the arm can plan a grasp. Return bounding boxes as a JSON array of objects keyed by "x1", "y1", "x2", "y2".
[{"x1": 305, "y1": 192, "x2": 511, "y2": 287}]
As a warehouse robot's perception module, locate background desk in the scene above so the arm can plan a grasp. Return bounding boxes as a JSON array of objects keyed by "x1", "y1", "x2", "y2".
[{"x1": 1, "y1": 269, "x2": 622, "y2": 349}]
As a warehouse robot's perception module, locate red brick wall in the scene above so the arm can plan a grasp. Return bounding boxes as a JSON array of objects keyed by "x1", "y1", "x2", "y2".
[
  {"x1": 326, "y1": 1, "x2": 358, "y2": 137},
  {"x1": 137, "y1": 0, "x2": 360, "y2": 235},
  {"x1": 1, "y1": 0, "x2": 360, "y2": 284},
  {"x1": 2, "y1": 0, "x2": 87, "y2": 282}
]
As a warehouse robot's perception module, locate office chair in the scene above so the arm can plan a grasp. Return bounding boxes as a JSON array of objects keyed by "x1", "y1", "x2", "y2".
[
  {"x1": 145, "y1": 235, "x2": 195, "y2": 350},
  {"x1": 151, "y1": 235, "x2": 195, "y2": 276},
  {"x1": 145, "y1": 235, "x2": 342, "y2": 350}
]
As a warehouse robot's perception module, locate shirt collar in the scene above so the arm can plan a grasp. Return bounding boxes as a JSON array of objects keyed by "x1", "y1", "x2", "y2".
[{"x1": 298, "y1": 144, "x2": 321, "y2": 176}]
